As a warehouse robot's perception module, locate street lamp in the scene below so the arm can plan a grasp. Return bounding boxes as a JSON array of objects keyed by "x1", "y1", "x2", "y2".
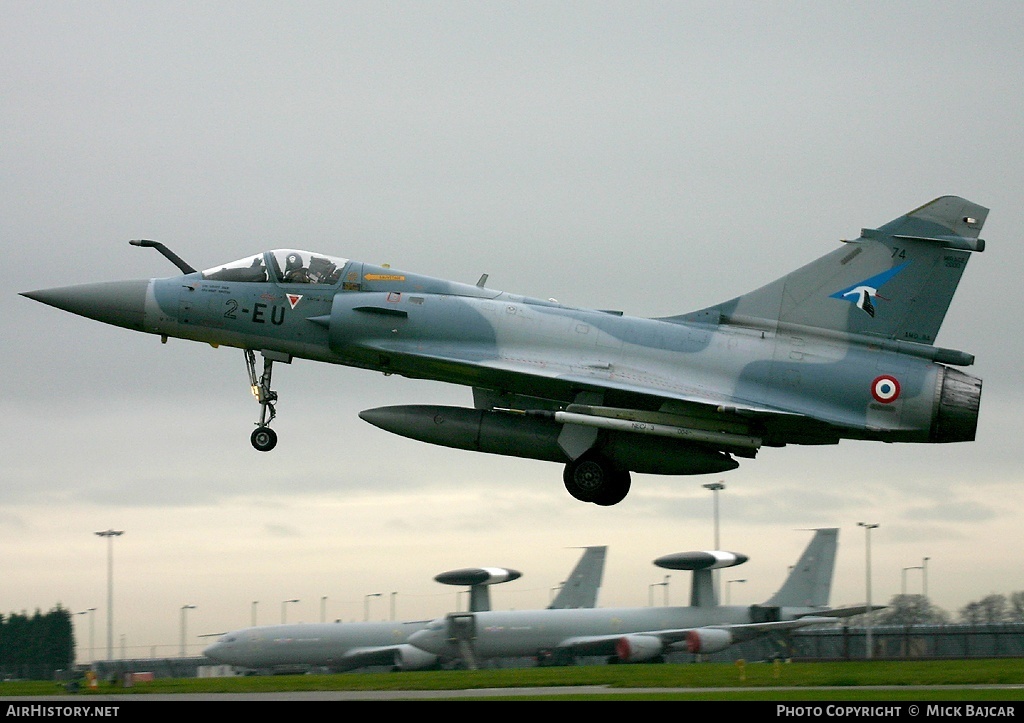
[
  {"x1": 902, "y1": 566, "x2": 923, "y2": 595},
  {"x1": 922, "y1": 557, "x2": 931, "y2": 599},
  {"x1": 75, "y1": 609, "x2": 96, "y2": 664},
  {"x1": 702, "y1": 482, "x2": 725, "y2": 548},
  {"x1": 179, "y1": 605, "x2": 196, "y2": 657},
  {"x1": 857, "y1": 522, "x2": 879, "y2": 659},
  {"x1": 320, "y1": 596, "x2": 328, "y2": 623},
  {"x1": 364, "y1": 593, "x2": 382, "y2": 621},
  {"x1": 648, "y1": 575, "x2": 670, "y2": 606},
  {"x1": 703, "y1": 482, "x2": 725, "y2": 599},
  {"x1": 281, "y1": 598, "x2": 299, "y2": 624},
  {"x1": 94, "y1": 529, "x2": 123, "y2": 660},
  {"x1": 74, "y1": 610, "x2": 87, "y2": 663},
  {"x1": 726, "y1": 579, "x2": 747, "y2": 604},
  {"x1": 251, "y1": 601, "x2": 258, "y2": 627}
]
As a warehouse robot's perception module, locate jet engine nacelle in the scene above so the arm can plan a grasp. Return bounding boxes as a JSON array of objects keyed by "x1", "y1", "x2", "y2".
[
  {"x1": 614, "y1": 634, "x2": 664, "y2": 663},
  {"x1": 391, "y1": 644, "x2": 439, "y2": 671},
  {"x1": 683, "y1": 628, "x2": 734, "y2": 654}
]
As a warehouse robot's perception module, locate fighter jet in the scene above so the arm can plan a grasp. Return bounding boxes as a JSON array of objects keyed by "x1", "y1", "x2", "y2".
[
  {"x1": 21, "y1": 196, "x2": 986, "y2": 505},
  {"x1": 203, "y1": 547, "x2": 605, "y2": 673},
  {"x1": 406, "y1": 528, "x2": 867, "y2": 668}
]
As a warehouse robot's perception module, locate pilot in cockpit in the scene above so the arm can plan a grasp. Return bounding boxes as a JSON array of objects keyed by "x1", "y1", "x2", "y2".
[{"x1": 283, "y1": 252, "x2": 311, "y2": 283}]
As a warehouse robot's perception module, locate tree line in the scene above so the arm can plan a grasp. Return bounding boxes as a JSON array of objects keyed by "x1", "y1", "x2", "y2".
[
  {"x1": 0, "y1": 605, "x2": 74, "y2": 679},
  {"x1": 868, "y1": 591, "x2": 1024, "y2": 626}
]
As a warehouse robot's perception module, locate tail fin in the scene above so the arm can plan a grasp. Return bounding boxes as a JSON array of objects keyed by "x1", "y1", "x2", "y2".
[
  {"x1": 547, "y1": 546, "x2": 607, "y2": 609},
  {"x1": 763, "y1": 528, "x2": 838, "y2": 608},
  {"x1": 690, "y1": 197, "x2": 987, "y2": 346}
]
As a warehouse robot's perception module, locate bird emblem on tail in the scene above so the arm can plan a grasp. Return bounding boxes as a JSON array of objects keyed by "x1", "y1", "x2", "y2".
[{"x1": 831, "y1": 262, "x2": 908, "y2": 318}]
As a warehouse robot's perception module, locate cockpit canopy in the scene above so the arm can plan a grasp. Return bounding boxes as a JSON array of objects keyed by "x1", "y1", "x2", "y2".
[{"x1": 202, "y1": 250, "x2": 349, "y2": 286}]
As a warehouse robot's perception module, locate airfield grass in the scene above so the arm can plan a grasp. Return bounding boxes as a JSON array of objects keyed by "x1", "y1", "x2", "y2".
[{"x1": 2, "y1": 659, "x2": 1023, "y2": 699}]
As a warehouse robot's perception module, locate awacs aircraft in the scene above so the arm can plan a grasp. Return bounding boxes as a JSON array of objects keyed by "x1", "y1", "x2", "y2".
[
  {"x1": 21, "y1": 197, "x2": 986, "y2": 505},
  {"x1": 203, "y1": 547, "x2": 605, "y2": 672},
  {"x1": 406, "y1": 528, "x2": 869, "y2": 668}
]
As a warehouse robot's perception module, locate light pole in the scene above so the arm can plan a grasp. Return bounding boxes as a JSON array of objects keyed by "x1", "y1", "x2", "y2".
[
  {"x1": 251, "y1": 601, "x2": 258, "y2": 627},
  {"x1": 857, "y1": 522, "x2": 879, "y2": 659},
  {"x1": 703, "y1": 482, "x2": 725, "y2": 599},
  {"x1": 320, "y1": 596, "x2": 328, "y2": 623},
  {"x1": 922, "y1": 557, "x2": 931, "y2": 599},
  {"x1": 703, "y1": 482, "x2": 724, "y2": 548},
  {"x1": 94, "y1": 529, "x2": 123, "y2": 660},
  {"x1": 902, "y1": 566, "x2": 923, "y2": 595},
  {"x1": 726, "y1": 579, "x2": 747, "y2": 604},
  {"x1": 75, "y1": 610, "x2": 96, "y2": 664},
  {"x1": 364, "y1": 593, "x2": 381, "y2": 621},
  {"x1": 390, "y1": 592, "x2": 398, "y2": 621},
  {"x1": 648, "y1": 576, "x2": 670, "y2": 606},
  {"x1": 179, "y1": 605, "x2": 196, "y2": 657},
  {"x1": 281, "y1": 599, "x2": 299, "y2": 624}
]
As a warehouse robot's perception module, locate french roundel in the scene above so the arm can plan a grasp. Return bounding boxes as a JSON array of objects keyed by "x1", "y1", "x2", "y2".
[{"x1": 871, "y1": 375, "x2": 901, "y2": 404}]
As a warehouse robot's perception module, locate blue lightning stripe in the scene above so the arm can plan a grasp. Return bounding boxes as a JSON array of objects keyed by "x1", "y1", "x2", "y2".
[{"x1": 830, "y1": 261, "x2": 910, "y2": 302}]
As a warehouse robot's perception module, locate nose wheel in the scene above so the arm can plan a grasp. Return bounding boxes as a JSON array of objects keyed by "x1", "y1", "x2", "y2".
[
  {"x1": 246, "y1": 349, "x2": 281, "y2": 451},
  {"x1": 250, "y1": 425, "x2": 277, "y2": 452}
]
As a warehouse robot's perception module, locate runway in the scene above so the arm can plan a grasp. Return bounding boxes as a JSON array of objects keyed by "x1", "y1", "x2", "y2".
[{"x1": 4, "y1": 684, "x2": 1023, "y2": 702}]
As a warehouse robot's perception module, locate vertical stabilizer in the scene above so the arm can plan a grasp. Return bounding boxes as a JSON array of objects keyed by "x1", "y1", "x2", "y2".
[
  {"x1": 548, "y1": 546, "x2": 607, "y2": 609},
  {"x1": 763, "y1": 528, "x2": 838, "y2": 608},
  {"x1": 682, "y1": 197, "x2": 987, "y2": 346}
]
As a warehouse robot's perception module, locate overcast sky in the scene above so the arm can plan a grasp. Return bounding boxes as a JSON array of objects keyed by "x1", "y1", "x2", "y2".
[{"x1": 3, "y1": 0, "x2": 1023, "y2": 661}]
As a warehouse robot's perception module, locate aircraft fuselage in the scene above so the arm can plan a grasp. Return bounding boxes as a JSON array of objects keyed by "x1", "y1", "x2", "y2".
[{"x1": 24, "y1": 195, "x2": 987, "y2": 505}]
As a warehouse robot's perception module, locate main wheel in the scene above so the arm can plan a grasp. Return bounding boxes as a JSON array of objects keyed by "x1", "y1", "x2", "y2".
[
  {"x1": 592, "y1": 469, "x2": 631, "y2": 506},
  {"x1": 563, "y1": 454, "x2": 605, "y2": 501},
  {"x1": 563, "y1": 453, "x2": 630, "y2": 504},
  {"x1": 250, "y1": 426, "x2": 278, "y2": 452}
]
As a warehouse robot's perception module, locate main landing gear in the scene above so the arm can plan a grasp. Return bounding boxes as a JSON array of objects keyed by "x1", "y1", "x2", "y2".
[
  {"x1": 245, "y1": 349, "x2": 278, "y2": 452},
  {"x1": 562, "y1": 452, "x2": 631, "y2": 506}
]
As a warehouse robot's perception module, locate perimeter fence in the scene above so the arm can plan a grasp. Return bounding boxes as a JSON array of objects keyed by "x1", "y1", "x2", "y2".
[{"x1": 696, "y1": 622, "x2": 1024, "y2": 663}]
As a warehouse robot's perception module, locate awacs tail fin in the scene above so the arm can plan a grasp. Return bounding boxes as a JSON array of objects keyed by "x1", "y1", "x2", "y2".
[
  {"x1": 762, "y1": 528, "x2": 838, "y2": 608},
  {"x1": 548, "y1": 546, "x2": 607, "y2": 609},
  {"x1": 683, "y1": 197, "x2": 987, "y2": 346}
]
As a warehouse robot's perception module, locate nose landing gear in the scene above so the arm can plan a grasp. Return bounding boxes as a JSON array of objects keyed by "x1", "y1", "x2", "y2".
[
  {"x1": 250, "y1": 425, "x2": 277, "y2": 452},
  {"x1": 246, "y1": 349, "x2": 287, "y2": 451}
]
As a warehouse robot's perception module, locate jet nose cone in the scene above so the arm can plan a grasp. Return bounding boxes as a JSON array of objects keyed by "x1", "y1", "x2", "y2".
[
  {"x1": 21, "y1": 280, "x2": 150, "y2": 331},
  {"x1": 407, "y1": 628, "x2": 441, "y2": 654},
  {"x1": 202, "y1": 639, "x2": 240, "y2": 665},
  {"x1": 203, "y1": 643, "x2": 233, "y2": 663}
]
